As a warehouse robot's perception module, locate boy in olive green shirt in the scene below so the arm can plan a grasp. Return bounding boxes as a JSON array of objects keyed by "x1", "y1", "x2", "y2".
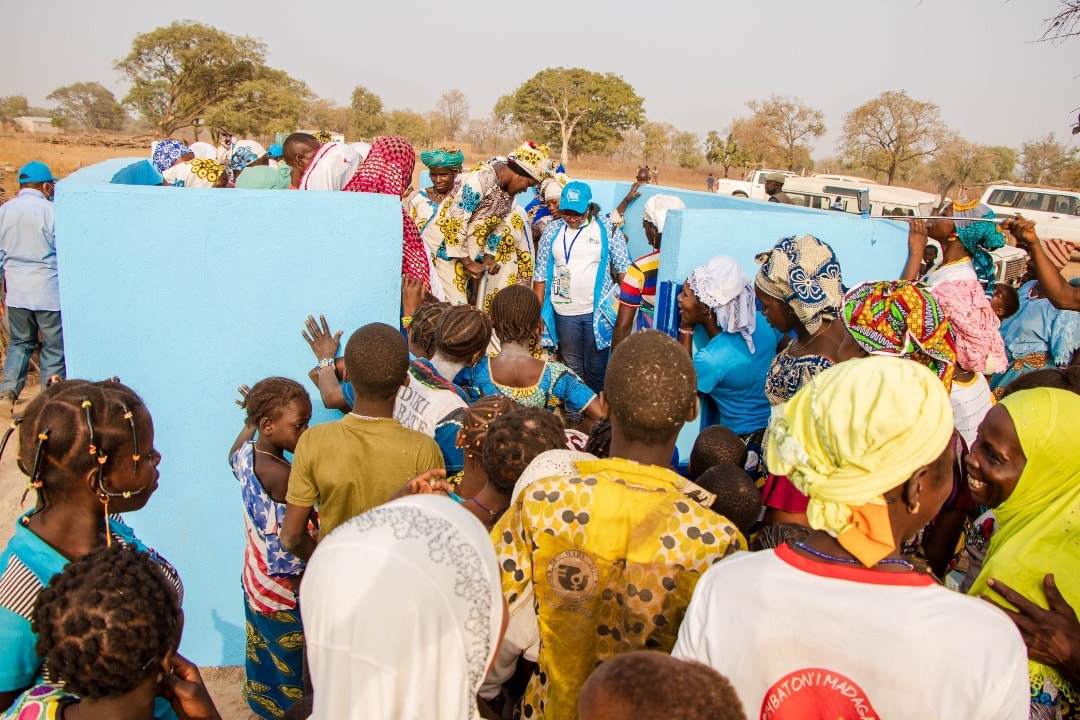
[{"x1": 281, "y1": 323, "x2": 444, "y2": 560}]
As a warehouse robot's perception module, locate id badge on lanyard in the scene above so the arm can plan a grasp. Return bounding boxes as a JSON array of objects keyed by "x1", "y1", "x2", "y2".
[{"x1": 553, "y1": 224, "x2": 585, "y2": 305}]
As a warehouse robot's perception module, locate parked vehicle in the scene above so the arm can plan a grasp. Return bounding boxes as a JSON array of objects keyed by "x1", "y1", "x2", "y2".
[
  {"x1": 781, "y1": 176, "x2": 939, "y2": 217},
  {"x1": 713, "y1": 169, "x2": 794, "y2": 200},
  {"x1": 981, "y1": 185, "x2": 1080, "y2": 244}
]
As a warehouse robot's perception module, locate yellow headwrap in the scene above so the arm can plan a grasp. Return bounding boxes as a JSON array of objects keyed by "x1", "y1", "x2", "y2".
[{"x1": 766, "y1": 356, "x2": 954, "y2": 566}]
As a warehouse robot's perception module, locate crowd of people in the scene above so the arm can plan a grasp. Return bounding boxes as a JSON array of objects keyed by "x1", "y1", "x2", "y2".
[{"x1": 0, "y1": 129, "x2": 1078, "y2": 720}]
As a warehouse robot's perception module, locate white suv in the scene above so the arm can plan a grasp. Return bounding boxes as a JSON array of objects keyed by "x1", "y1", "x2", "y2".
[{"x1": 980, "y1": 185, "x2": 1080, "y2": 244}]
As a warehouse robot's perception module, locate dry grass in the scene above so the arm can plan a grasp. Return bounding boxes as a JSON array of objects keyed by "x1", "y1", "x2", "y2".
[{"x1": 0, "y1": 132, "x2": 145, "y2": 198}]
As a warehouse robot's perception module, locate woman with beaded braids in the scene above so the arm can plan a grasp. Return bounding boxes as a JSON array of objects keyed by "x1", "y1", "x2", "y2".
[
  {"x1": 0, "y1": 379, "x2": 182, "y2": 712},
  {"x1": 1, "y1": 545, "x2": 219, "y2": 719}
]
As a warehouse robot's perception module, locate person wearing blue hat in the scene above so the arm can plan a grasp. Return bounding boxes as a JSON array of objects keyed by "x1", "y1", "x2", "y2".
[
  {"x1": 0, "y1": 161, "x2": 65, "y2": 414},
  {"x1": 533, "y1": 180, "x2": 632, "y2": 398}
]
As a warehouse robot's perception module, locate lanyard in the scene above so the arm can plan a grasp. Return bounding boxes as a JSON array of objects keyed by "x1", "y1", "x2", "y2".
[{"x1": 561, "y1": 222, "x2": 587, "y2": 263}]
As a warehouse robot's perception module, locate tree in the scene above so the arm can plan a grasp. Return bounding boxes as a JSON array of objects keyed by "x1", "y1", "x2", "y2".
[
  {"x1": 431, "y1": 90, "x2": 469, "y2": 140},
  {"x1": 611, "y1": 128, "x2": 645, "y2": 162},
  {"x1": 726, "y1": 116, "x2": 812, "y2": 170},
  {"x1": 1041, "y1": 1, "x2": 1080, "y2": 41},
  {"x1": 501, "y1": 68, "x2": 645, "y2": 165},
  {"x1": 386, "y1": 109, "x2": 433, "y2": 146},
  {"x1": 705, "y1": 130, "x2": 752, "y2": 177},
  {"x1": 743, "y1": 95, "x2": 825, "y2": 171},
  {"x1": 642, "y1": 122, "x2": 675, "y2": 164},
  {"x1": 115, "y1": 21, "x2": 265, "y2": 135},
  {"x1": 0, "y1": 95, "x2": 29, "y2": 121},
  {"x1": 350, "y1": 86, "x2": 386, "y2": 139},
  {"x1": 203, "y1": 67, "x2": 311, "y2": 139},
  {"x1": 1018, "y1": 133, "x2": 1079, "y2": 185},
  {"x1": 925, "y1": 136, "x2": 997, "y2": 201},
  {"x1": 838, "y1": 90, "x2": 948, "y2": 185},
  {"x1": 671, "y1": 132, "x2": 704, "y2": 168},
  {"x1": 46, "y1": 82, "x2": 127, "y2": 130},
  {"x1": 300, "y1": 97, "x2": 351, "y2": 135}
]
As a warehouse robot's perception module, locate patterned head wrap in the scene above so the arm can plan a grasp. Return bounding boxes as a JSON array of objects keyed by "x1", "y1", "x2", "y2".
[
  {"x1": 420, "y1": 146, "x2": 465, "y2": 170},
  {"x1": 459, "y1": 396, "x2": 518, "y2": 460},
  {"x1": 642, "y1": 194, "x2": 686, "y2": 234},
  {"x1": 162, "y1": 159, "x2": 225, "y2": 188},
  {"x1": 540, "y1": 173, "x2": 571, "y2": 202},
  {"x1": 151, "y1": 139, "x2": 191, "y2": 173},
  {"x1": 228, "y1": 140, "x2": 266, "y2": 174},
  {"x1": 754, "y1": 235, "x2": 845, "y2": 334},
  {"x1": 949, "y1": 199, "x2": 1005, "y2": 288},
  {"x1": 507, "y1": 141, "x2": 553, "y2": 182},
  {"x1": 842, "y1": 281, "x2": 957, "y2": 392},
  {"x1": 766, "y1": 356, "x2": 954, "y2": 567},
  {"x1": 343, "y1": 136, "x2": 431, "y2": 292},
  {"x1": 686, "y1": 256, "x2": 757, "y2": 353},
  {"x1": 929, "y1": 280, "x2": 1007, "y2": 374},
  {"x1": 313, "y1": 130, "x2": 333, "y2": 144}
]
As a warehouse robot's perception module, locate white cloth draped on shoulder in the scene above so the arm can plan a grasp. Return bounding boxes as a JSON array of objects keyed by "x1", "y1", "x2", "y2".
[
  {"x1": 298, "y1": 142, "x2": 361, "y2": 191},
  {"x1": 300, "y1": 495, "x2": 504, "y2": 720}
]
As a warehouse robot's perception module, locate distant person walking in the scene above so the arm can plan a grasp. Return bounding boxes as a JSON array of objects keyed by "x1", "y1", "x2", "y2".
[
  {"x1": 706, "y1": 173, "x2": 715, "y2": 192},
  {"x1": 0, "y1": 162, "x2": 65, "y2": 415},
  {"x1": 650, "y1": 166, "x2": 658, "y2": 184}
]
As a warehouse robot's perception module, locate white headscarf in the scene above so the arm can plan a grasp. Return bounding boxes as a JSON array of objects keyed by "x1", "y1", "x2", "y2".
[
  {"x1": 642, "y1": 194, "x2": 685, "y2": 233},
  {"x1": 298, "y1": 141, "x2": 361, "y2": 191},
  {"x1": 300, "y1": 495, "x2": 503, "y2": 720},
  {"x1": 540, "y1": 172, "x2": 572, "y2": 202},
  {"x1": 228, "y1": 139, "x2": 267, "y2": 174},
  {"x1": 189, "y1": 141, "x2": 217, "y2": 160},
  {"x1": 685, "y1": 256, "x2": 758, "y2": 353}
]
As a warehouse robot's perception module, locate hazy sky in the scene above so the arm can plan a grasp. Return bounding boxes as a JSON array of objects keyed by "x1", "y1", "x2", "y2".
[{"x1": 3, "y1": 0, "x2": 1077, "y2": 158}]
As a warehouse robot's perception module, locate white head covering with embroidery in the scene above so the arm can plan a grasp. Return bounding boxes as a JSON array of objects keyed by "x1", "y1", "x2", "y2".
[
  {"x1": 642, "y1": 194, "x2": 686, "y2": 233},
  {"x1": 298, "y1": 141, "x2": 361, "y2": 191},
  {"x1": 300, "y1": 495, "x2": 503, "y2": 720},
  {"x1": 686, "y1": 256, "x2": 758, "y2": 353}
]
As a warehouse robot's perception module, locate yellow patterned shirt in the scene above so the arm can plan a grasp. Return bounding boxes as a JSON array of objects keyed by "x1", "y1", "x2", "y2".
[{"x1": 492, "y1": 457, "x2": 745, "y2": 720}]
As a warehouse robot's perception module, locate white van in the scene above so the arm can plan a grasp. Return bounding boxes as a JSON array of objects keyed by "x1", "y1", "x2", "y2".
[
  {"x1": 981, "y1": 185, "x2": 1080, "y2": 243},
  {"x1": 781, "y1": 177, "x2": 939, "y2": 217}
]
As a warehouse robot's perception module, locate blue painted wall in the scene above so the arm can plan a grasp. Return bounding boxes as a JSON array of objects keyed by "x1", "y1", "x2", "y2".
[{"x1": 55, "y1": 159, "x2": 402, "y2": 665}]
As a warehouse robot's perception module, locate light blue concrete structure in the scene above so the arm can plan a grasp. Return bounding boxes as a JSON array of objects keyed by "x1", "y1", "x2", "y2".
[{"x1": 54, "y1": 159, "x2": 402, "y2": 665}]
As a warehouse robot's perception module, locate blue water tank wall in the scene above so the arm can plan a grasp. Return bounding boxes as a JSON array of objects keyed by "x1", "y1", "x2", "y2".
[{"x1": 54, "y1": 159, "x2": 402, "y2": 665}]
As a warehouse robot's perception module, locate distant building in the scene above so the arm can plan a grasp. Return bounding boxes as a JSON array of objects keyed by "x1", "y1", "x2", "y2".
[{"x1": 13, "y1": 116, "x2": 61, "y2": 135}]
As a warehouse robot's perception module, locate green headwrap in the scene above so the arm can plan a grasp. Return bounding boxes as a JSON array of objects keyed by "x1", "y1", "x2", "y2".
[
  {"x1": 235, "y1": 165, "x2": 292, "y2": 190},
  {"x1": 420, "y1": 147, "x2": 464, "y2": 170}
]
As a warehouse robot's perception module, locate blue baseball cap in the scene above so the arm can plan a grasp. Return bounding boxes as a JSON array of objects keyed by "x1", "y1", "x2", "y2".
[
  {"x1": 267, "y1": 144, "x2": 283, "y2": 159},
  {"x1": 18, "y1": 161, "x2": 57, "y2": 184},
  {"x1": 560, "y1": 181, "x2": 592, "y2": 214}
]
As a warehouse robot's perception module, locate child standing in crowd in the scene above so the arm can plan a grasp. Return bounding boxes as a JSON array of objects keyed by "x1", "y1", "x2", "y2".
[
  {"x1": 230, "y1": 377, "x2": 313, "y2": 719},
  {"x1": 0, "y1": 379, "x2": 182, "y2": 713},
  {"x1": 1, "y1": 545, "x2": 220, "y2": 720},
  {"x1": 280, "y1": 323, "x2": 444, "y2": 561}
]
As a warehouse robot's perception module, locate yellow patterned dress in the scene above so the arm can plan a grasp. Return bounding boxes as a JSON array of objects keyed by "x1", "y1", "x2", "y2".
[
  {"x1": 477, "y1": 205, "x2": 535, "y2": 314},
  {"x1": 492, "y1": 457, "x2": 745, "y2": 720},
  {"x1": 421, "y1": 161, "x2": 514, "y2": 304}
]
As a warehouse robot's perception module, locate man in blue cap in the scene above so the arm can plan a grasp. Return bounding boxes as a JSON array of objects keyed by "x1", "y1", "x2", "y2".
[{"x1": 0, "y1": 161, "x2": 65, "y2": 414}]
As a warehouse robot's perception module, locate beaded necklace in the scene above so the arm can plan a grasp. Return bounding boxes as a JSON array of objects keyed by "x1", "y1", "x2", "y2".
[{"x1": 793, "y1": 541, "x2": 914, "y2": 571}]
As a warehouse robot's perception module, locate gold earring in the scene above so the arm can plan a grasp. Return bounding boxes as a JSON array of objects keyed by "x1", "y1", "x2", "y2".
[{"x1": 908, "y1": 501, "x2": 920, "y2": 514}]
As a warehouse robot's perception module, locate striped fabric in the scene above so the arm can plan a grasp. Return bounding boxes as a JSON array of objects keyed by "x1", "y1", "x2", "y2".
[
  {"x1": 1043, "y1": 239, "x2": 1077, "y2": 270},
  {"x1": 0, "y1": 555, "x2": 41, "y2": 621}
]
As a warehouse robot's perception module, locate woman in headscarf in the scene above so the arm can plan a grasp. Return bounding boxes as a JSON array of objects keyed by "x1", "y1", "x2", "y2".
[
  {"x1": 422, "y1": 141, "x2": 552, "y2": 305},
  {"x1": 299, "y1": 495, "x2": 505, "y2": 720},
  {"x1": 227, "y1": 139, "x2": 268, "y2": 183},
  {"x1": 677, "y1": 256, "x2": 781, "y2": 481},
  {"x1": 409, "y1": 146, "x2": 465, "y2": 233},
  {"x1": 151, "y1": 139, "x2": 193, "y2": 175},
  {"x1": 672, "y1": 356, "x2": 1030, "y2": 720},
  {"x1": 841, "y1": 281, "x2": 973, "y2": 577},
  {"x1": 753, "y1": 235, "x2": 855, "y2": 532},
  {"x1": 527, "y1": 171, "x2": 570, "y2": 241},
  {"x1": 966, "y1": 387, "x2": 1080, "y2": 720},
  {"x1": 903, "y1": 202, "x2": 1007, "y2": 445},
  {"x1": 342, "y1": 135, "x2": 435, "y2": 295}
]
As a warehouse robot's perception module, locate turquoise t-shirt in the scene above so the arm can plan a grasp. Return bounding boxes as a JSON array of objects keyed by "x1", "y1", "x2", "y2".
[{"x1": 693, "y1": 317, "x2": 780, "y2": 435}]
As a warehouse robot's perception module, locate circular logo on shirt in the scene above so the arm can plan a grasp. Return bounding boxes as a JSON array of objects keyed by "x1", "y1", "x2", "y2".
[
  {"x1": 546, "y1": 550, "x2": 599, "y2": 606},
  {"x1": 760, "y1": 668, "x2": 880, "y2": 720}
]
